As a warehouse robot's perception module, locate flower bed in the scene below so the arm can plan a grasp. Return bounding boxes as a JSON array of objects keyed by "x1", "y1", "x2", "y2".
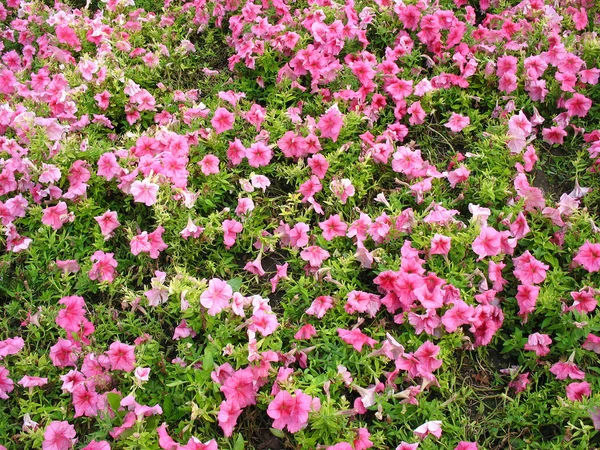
[{"x1": 1, "y1": 0, "x2": 600, "y2": 449}]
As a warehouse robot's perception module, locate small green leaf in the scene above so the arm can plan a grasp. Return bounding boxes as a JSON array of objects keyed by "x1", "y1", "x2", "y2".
[
  {"x1": 227, "y1": 277, "x2": 243, "y2": 292},
  {"x1": 270, "y1": 428, "x2": 286, "y2": 438}
]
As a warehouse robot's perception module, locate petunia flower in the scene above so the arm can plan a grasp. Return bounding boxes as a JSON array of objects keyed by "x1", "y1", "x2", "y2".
[{"x1": 42, "y1": 421, "x2": 77, "y2": 450}]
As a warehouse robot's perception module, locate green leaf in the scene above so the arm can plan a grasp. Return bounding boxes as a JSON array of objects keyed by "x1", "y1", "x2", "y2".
[
  {"x1": 227, "y1": 277, "x2": 243, "y2": 292},
  {"x1": 107, "y1": 393, "x2": 122, "y2": 413},
  {"x1": 233, "y1": 433, "x2": 245, "y2": 450}
]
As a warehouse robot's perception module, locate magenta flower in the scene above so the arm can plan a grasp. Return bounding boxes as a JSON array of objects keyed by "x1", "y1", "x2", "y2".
[
  {"x1": 42, "y1": 421, "x2": 77, "y2": 450},
  {"x1": 106, "y1": 342, "x2": 136, "y2": 372},
  {"x1": 72, "y1": 384, "x2": 99, "y2": 417}
]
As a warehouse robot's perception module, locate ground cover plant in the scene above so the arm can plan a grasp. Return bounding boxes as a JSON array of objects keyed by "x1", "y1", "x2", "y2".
[{"x1": 1, "y1": 0, "x2": 600, "y2": 448}]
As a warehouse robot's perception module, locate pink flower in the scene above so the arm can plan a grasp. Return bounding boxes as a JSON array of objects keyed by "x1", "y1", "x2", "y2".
[
  {"x1": 441, "y1": 300, "x2": 473, "y2": 333},
  {"x1": 49, "y1": 339, "x2": 78, "y2": 368},
  {"x1": 43, "y1": 421, "x2": 77, "y2": 450},
  {"x1": 414, "y1": 420, "x2": 442, "y2": 439},
  {"x1": 42, "y1": 202, "x2": 71, "y2": 230},
  {"x1": 583, "y1": 333, "x2": 600, "y2": 353},
  {"x1": 201, "y1": 278, "x2": 233, "y2": 315},
  {"x1": 330, "y1": 178, "x2": 355, "y2": 204},
  {"x1": 308, "y1": 154, "x2": 329, "y2": 179},
  {"x1": 566, "y1": 382, "x2": 591, "y2": 401},
  {"x1": 447, "y1": 166, "x2": 470, "y2": 188},
  {"x1": 430, "y1": 234, "x2": 451, "y2": 255},
  {"x1": 130, "y1": 232, "x2": 151, "y2": 256},
  {"x1": 444, "y1": 113, "x2": 470, "y2": 132},
  {"x1": 0, "y1": 337, "x2": 25, "y2": 360},
  {"x1": 88, "y1": 251, "x2": 118, "y2": 283},
  {"x1": 218, "y1": 399, "x2": 242, "y2": 437},
  {"x1": 199, "y1": 154, "x2": 220, "y2": 175},
  {"x1": 294, "y1": 324, "x2": 317, "y2": 340},
  {"x1": 565, "y1": 93, "x2": 592, "y2": 118},
  {"x1": 455, "y1": 442, "x2": 478, "y2": 450},
  {"x1": 95, "y1": 211, "x2": 120, "y2": 239},
  {"x1": 246, "y1": 142, "x2": 272, "y2": 167},
  {"x1": 512, "y1": 251, "x2": 549, "y2": 285},
  {"x1": 550, "y1": 361, "x2": 586, "y2": 381},
  {"x1": 0, "y1": 367, "x2": 14, "y2": 399},
  {"x1": 56, "y1": 296, "x2": 86, "y2": 332},
  {"x1": 130, "y1": 179, "x2": 159, "y2": 206},
  {"x1": 106, "y1": 342, "x2": 136, "y2": 372},
  {"x1": 249, "y1": 309, "x2": 279, "y2": 336},
  {"x1": 472, "y1": 226, "x2": 502, "y2": 260},
  {"x1": 72, "y1": 384, "x2": 99, "y2": 417},
  {"x1": 211, "y1": 107, "x2": 235, "y2": 134},
  {"x1": 300, "y1": 245, "x2": 330, "y2": 268},
  {"x1": 147, "y1": 226, "x2": 168, "y2": 259},
  {"x1": 222, "y1": 219, "x2": 243, "y2": 249},
  {"x1": 395, "y1": 444, "x2": 419, "y2": 450},
  {"x1": 509, "y1": 372, "x2": 530, "y2": 393},
  {"x1": 220, "y1": 368, "x2": 256, "y2": 408},
  {"x1": 524, "y1": 333, "x2": 552, "y2": 356},
  {"x1": 289, "y1": 222, "x2": 310, "y2": 248},
  {"x1": 317, "y1": 108, "x2": 344, "y2": 142},
  {"x1": 516, "y1": 284, "x2": 540, "y2": 320},
  {"x1": 319, "y1": 214, "x2": 347, "y2": 241},
  {"x1": 569, "y1": 287, "x2": 597, "y2": 314},
  {"x1": 337, "y1": 328, "x2": 378, "y2": 352},
  {"x1": 267, "y1": 389, "x2": 317, "y2": 433},
  {"x1": 573, "y1": 241, "x2": 600, "y2": 272},
  {"x1": 306, "y1": 296, "x2": 334, "y2": 318}
]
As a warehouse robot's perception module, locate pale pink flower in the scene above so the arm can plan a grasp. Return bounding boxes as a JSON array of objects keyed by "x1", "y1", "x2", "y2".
[
  {"x1": 430, "y1": 234, "x2": 451, "y2": 255},
  {"x1": 200, "y1": 278, "x2": 233, "y2": 315},
  {"x1": 300, "y1": 245, "x2": 330, "y2": 267},
  {"x1": 130, "y1": 179, "x2": 159, "y2": 206},
  {"x1": 444, "y1": 113, "x2": 470, "y2": 132},
  {"x1": 414, "y1": 420, "x2": 442, "y2": 439},
  {"x1": 583, "y1": 333, "x2": 600, "y2": 353}
]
